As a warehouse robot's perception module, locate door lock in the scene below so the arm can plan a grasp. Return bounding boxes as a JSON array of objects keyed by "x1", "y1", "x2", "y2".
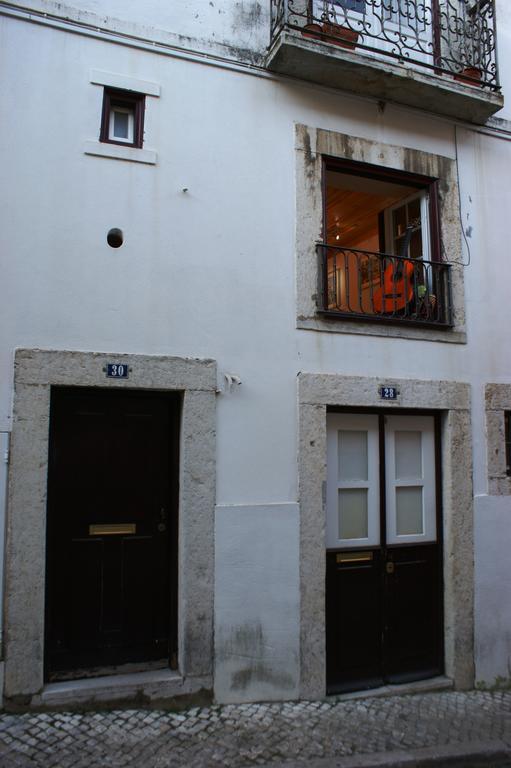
[{"x1": 386, "y1": 561, "x2": 395, "y2": 574}]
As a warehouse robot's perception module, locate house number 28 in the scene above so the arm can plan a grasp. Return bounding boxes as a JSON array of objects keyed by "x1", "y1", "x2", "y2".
[{"x1": 380, "y1": 386, "x2": 398, "y2": 400}]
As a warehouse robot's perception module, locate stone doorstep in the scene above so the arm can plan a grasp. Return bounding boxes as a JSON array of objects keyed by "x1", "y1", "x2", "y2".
[
  {"x1": 32, "y1": 669, "x2": 211, "y2": 708},
  {"x1": 37, "y1": 671, "x2": 452, "y2": 709},
  {"x1": 334, "y1": 676, "x2": 454, "y2": 702},
  {"x1": 259, "y1": 741, "x2": 511, "y2": 768}
]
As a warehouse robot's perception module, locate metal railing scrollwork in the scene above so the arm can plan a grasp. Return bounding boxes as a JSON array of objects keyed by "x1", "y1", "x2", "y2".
[
  {"x1": 270, "y1": 0, "x2": 499, "y2": 90},
  {"x1": 317, "y1": 244, "x2": 453, "y2": 327}
]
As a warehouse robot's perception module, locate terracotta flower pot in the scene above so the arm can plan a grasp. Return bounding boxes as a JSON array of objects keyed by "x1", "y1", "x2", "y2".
[
  {"x1": 322, "y1": 22, "x2": 359, "y2": 49},
  {"x1": 454, "y1": 66, "x2": 482, "y2": 86},
  {"x1": 301, "y1": 22, "x2": 323, "y2": 41}
]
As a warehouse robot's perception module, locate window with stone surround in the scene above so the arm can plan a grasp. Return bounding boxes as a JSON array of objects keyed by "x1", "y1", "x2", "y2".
[
  {"x1": 320, "y1": 159, "x2": 449, "y2": 328},
  {"x1": 295, "y1": 124, "x2": 466, "y2": 344},
  {"x1": 486, "y1": 384, "x2": 511, "y2": 495}
]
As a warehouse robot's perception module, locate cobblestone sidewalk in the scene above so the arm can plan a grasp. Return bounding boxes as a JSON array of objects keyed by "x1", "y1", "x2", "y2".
[{"x1": 1, "y1": 690, "x2": 511, "y2": 768}]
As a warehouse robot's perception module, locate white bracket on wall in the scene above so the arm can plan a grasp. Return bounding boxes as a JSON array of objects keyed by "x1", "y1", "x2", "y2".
[{"x1": 223, "y1": 373, "x2": 242, "y2": 394}]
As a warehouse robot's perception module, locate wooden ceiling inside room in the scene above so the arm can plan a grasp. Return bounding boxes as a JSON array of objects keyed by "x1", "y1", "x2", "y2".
[{"x1": 325, "y1": 172, "x2": 414, "y2": 249}]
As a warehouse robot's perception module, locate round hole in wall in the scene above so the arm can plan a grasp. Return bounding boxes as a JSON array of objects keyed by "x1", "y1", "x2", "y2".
[{"x1": 107, "y1": 228, "x2": 124, "y2": 248}]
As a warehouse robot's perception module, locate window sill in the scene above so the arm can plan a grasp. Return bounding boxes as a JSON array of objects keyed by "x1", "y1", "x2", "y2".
[
  {"x1": 298, "y1": 315, "x2": 466, "y2": 344},
  {"x1": 83, "y1": 140, "x2": 157, "y2": 165}
]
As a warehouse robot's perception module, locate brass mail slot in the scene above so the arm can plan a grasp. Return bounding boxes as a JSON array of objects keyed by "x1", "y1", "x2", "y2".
[
  {"x1": 89, "y1": 523, "x2": 136, "y2": 536},
  {"x1": 336, "y1": 551, "x2": 373, "y2": 564}
]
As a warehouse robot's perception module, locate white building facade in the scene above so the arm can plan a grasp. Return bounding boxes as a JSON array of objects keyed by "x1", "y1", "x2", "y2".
[{"x1": 0, "y1": 0, "x2": 510, "y2": 707}]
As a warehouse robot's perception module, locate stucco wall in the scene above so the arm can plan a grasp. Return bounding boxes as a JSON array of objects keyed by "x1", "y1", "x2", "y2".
[
  {"x1": 2, "y1": 0, "x2": 270, "y2": 62},
  {"x1": 0, "y1": 0, "x2": 511, "y2": 703}
]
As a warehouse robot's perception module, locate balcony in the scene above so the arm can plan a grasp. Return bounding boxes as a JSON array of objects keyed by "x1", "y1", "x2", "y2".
[
  {"x1": 267, "y1": 1, "x2": 503, "y2": 123},
  {"x1": 317, "y1": 244, "x2": 453, "y2": 328}
]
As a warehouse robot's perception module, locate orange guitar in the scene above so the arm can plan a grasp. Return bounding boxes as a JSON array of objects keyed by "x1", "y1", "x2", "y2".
[
  {"x1": 373, "y1": 225, "x2": 415, "y2": 313},
  {"x1": 373, "y1": 257, "x2": 414, "y2": 313}
]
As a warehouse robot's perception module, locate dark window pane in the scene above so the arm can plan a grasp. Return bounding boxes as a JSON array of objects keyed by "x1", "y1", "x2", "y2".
[
  {"x1": 393, "y1": 206, "x2": 407, "y2": 238},
  {"x1": 113, "y1": 111, "x2": 130, "y2": 139},
  {"x1": 410, "y1": 229, "x2": 423, "y2": 259},
  {"x1": 408, "y1": 197, "x2": 421, "y2": 223},
  {"x1": 334, "y1": 0, "x2": 366, "y2": 12},
  {"x1": 506, "y1": 412, "x2": 511, "y2": 476}
]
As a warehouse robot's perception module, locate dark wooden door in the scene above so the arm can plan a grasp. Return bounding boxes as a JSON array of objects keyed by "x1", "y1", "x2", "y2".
[
  {"x1": 325, "y1": 412, "x2": 443, "y2": 694},
  {"x1": 45, "y1": 387, "x2": 180, "y2": 680}
]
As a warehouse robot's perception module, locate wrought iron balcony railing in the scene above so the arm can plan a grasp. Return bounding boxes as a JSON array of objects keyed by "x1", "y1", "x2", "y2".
[
  {"x1": 317, "y1": 244, "x2": 453, "y2": 327},
  {"x1": 270, "y1": 0, "x2": 499, "y2": 90}
]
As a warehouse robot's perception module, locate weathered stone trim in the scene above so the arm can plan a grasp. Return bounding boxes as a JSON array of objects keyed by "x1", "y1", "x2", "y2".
[
  {"x1": 485, "y1": 384, "x2": 511, "y2": 495},
  {"x1": 4, "y1": 348, "x2": 216, "y2": 702},
  {"x1": 298, "y1": 373, "x2": 473, "y2": 699},
  {"x1": 295, "y1": 125, "x2": 466, "y2": 343}
]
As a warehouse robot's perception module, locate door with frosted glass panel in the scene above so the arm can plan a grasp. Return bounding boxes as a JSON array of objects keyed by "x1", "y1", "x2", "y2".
[{"x1": 326, "y1": 412, "x2": 443, "y2": 694}]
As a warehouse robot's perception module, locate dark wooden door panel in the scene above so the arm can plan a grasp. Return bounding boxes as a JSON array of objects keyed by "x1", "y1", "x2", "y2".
[
  {"x1": 384, "y1": 544, "x2": 442, "y2": 682},
  {"x1": 326, "y1": 544, "x2": 443, "y2": 693},
  {"x1": 45, "y1": 387, "x2": 180, "y2": 680},
  {"x1": 326, "y1": 550, "x2": 383, "y2": 693},
  {"x1": 69, "y1": 539, "x2": 103, "y2": 650}
]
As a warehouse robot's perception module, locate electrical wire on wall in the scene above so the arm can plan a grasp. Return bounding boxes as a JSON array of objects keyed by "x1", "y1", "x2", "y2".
[{"x1": 450, "y1": 123, "x2": 472, "y2": 267}]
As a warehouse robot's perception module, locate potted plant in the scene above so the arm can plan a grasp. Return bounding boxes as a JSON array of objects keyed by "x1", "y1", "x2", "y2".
[
  {"x1": 301, "y1": 0, "x2": 361, "y2": 50},
  {"x1": 454, "y1": 13, "x2": 484, "y2": 86},
  {"x1": 454, "y1": 65, "x2": 482, "y2": 86},
  {"x1": 321, "y1": 20, "x2": 359, "y2": 49},
  {"x1": 302, "y1": 22, "x2": 324, "y2": 41}
]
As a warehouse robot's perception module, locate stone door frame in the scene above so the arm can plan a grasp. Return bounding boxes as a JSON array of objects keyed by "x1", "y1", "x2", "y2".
[
  {"x1": 298, "y1": 373, "x2": 474, "y2": 698},
  {"x1": 4, "y1": 348, "x2": 216, "y2": 703}
]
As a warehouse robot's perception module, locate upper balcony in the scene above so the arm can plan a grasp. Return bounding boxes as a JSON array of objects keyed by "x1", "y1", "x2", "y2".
[{"x1": 266, "y1": 0, "x2": 503, "y2": 123}]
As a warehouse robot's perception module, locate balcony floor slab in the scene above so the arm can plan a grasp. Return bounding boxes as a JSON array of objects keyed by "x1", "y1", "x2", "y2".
[{"x1": 266, "y1": 31, "x2": 503, "y2": 124}]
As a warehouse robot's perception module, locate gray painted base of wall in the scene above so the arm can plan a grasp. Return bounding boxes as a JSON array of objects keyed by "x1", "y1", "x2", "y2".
[
  {"x1": 474, "y1": 494, "x2": 511, "y2": 688},
  {"x1": 214, "y1": 503, "x2": 300, "y2": 704}
]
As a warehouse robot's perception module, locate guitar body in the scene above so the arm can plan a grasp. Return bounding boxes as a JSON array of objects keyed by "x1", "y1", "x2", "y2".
[{"x1": 373, "y1": 259, "x2": 414, "y2": 313}]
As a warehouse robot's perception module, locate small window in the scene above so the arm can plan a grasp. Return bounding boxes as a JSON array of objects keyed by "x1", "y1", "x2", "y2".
[{"x1": 100, "y1": 88, "x2": 145, "y2": 148}]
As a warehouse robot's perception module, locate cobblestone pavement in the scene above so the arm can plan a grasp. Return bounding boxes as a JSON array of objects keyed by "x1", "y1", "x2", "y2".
[{"x1": 1, "y1": 690, "x2": 511, "y2": 768}]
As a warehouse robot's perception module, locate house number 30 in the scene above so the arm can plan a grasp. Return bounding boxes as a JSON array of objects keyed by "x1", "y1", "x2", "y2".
[{"x1": 105, "y1": 363, "x2": 129, "y2": 379}]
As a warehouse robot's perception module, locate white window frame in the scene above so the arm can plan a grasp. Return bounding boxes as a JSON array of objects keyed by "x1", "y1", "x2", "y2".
[
  {"x1": 383, "y1": 190, "x2": 431, "y2": 261},
  {"x1": 326, "y1": 413, "x2": 381, "y2": 549},
  {"x1": 109, "y1": 105, "x2": 135, "y2": 144},
  {"x1": 385, "y1": 415, "x2": 437, "y2": 545}
]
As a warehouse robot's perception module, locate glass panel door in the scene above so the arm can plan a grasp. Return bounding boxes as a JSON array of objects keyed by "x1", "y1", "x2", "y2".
[{"x1": 326, "y1": 410, "x2": 442, "y2": 693}]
